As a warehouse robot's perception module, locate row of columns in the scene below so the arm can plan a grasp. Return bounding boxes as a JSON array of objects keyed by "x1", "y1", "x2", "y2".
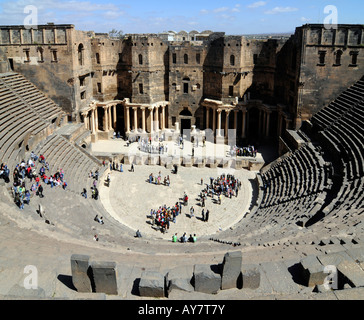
[
  {"x1": 125, "y1": 104, "x2": 167, "y2": 134},
  {"x1": 83, "y1": 101, "x2": 292, "y2": 138},
  {"x1": 83, "y1": 103, "x2": 117, "y2": 134},
  {"x1": 258, "y1": 109, "x2": 271, "y2": 137},
  {"x1": 206, "y1": 107, "x2": 247, "y2": 138}
]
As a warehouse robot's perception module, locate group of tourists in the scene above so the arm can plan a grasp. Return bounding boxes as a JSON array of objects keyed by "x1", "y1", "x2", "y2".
[
  {"x1": 148, "y1": 171, "x2": 170, "y2": 186},
  {"x1": 103, "y1": 160, "x2": 124, "y2": 173},
  {"x1": 147, "y1": 203, "x2": 199, "y2": 243},
  {"x1": 172, "y1": 232, "x2": 197, "y2": 243},
  {"x1": 230, "y1": 145, "x2": 257, "y2": 157},
  {"x1": 148, "y1": 203, "x2": 181, "y2": 233},
  {"x1": 0, "y1": 163, "x2": 10, "y2": 183},
  {"x1": 198, "y1": 174, "x2": 241, "y2": 205},
  {"x1": 11, "y1": 152, "x2": 68, "y2": 209},
  {"x1": 139, "y1": 138, "x2": 169, "y2": 155}
]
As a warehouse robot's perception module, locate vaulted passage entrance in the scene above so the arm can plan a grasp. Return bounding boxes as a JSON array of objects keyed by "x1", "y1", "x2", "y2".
[{"x1": 180, "y1": 108, "x2": 193, "y2": 133}]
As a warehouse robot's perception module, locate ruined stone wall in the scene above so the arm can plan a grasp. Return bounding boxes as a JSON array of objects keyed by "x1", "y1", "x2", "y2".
[
  {"x1": 70, "y1": 29, "x2": 94, "y2": 120},
  {"x1": 0, "y1": 25, "x2": 76, "y2": 115},
  {"x1": 91, "y1": 37, "x2": 122, "y2": 102},
  {"x1": 168, "y1": 42, "x2": 205, "y2": 128},
  {"x1": 129, "y1": 35, "x2": 169, "y2": 104},
  {"x1": 298, "y1": 25, "x2": 364, "y2": 127}
]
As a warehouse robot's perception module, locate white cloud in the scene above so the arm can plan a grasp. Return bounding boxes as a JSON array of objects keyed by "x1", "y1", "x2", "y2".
[
  {"x1": 199, "y1": 9, "x2": 209, "y2": 15},
  {"x1": 0, "y1": 0, "x2": 124, "y2": 26},
  {"x1": 213, "y1": 7, "x2": 229, "y2": 13},
  {"x1": 247, "y1": 1, "x2": 267, "y2": 9},
  {"x1": 300, "y1": 17, "x2": 311, "y2": 22},
  {"x1": 264, "y1": 7, "x2": 299, "y2": 14}
]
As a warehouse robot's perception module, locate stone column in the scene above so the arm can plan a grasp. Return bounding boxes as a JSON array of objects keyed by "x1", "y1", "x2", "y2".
[
  {"x1": 161, "y1": 105, "x2": 165, "y2": 130},
  {"x1": 107, "y1": 106, "x2": 113, "y2": 130},
  {"x1": 206, "y1": 106, "x2": 210, "y2": 130},
  {"x1": 133, "y1": 107, "x2": 138, "y2": 131},
  {"x1": 225, "y1": 110, "x2": 230, "y2": 138},
  {"x1": 83, "y1": 114, "x2": 88, "y2": 129},
  {"x1": 233, "y1": 109, "x2": 238, "y2": 130},
  {"x1": 241, "y1": 109, "x2": 247, "y2": 138},
  {"x1": 95, "y1": 107, "x2": 99, "y2": 132},
  {"x1": 265, "y1": 110, "x2": 271, "y2": 137},
  {"x1": 113, "y1": 104, "x2": 117, "y2": 130},
  {"x1": 154, "y1": 106, "x2": 159, "y2": 131},
  {"x1": 91, "y1": 111, "x2": 95, "y2": 133},
  {"x1": 149, "y1": 107, "x2": 154, "y2": 133},
  {"x1": 278, "y1": 113, "x2": 283, "y2": 136},
  {"x1": 212, "y1": 107, "x2": 216, "y2": 135},
  {"x1": 141, "y1": 107, "x2": 146, "y2": 133},
  {"x1": 217, "y1": 109, "x2": 222, "y2": 137},
  {"x1": 104, "y1": 107, "x2": 109, "y2": 131},
  {"x1": 125, "y1": 106, "x2": 130, "y2": 133}
]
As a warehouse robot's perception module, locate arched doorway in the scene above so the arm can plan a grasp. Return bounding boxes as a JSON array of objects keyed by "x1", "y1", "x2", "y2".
[{"x1": 179, "y1": 107, "x2": 193, "y2": 133}]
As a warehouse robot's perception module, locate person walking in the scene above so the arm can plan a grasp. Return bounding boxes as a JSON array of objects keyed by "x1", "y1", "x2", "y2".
[
  {"x1": 38, "y1": 184, "x2": 44, "y2": 198},
  {"x1": 205, "y1": 209, "x2": 209, "y2": 222},
  {"x1": 190, "y1": 206, "x2": 195, "y2": 218}
]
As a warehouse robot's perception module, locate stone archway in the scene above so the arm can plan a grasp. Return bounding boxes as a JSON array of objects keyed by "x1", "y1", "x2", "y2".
[{"x1": 179, "y1": 107, "x2": 193, "y2": 134}]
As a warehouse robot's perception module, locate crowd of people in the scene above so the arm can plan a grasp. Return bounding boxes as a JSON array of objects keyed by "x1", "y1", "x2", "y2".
[
  {"x1": 148, "y1": 171, "x2": 170, "y2": 186},
  {"x1": 10, "y1": 152, "x2": 68, "y2": 209},
  {"x1": 148, "y1": 203, "x2": 181, "y2": 233},
  {"x1": 197, "y1": 174, "x2": 242, "y2": 206},
  {"x1": 145, "y1": 173, "x2": 242, "y2": 241},
  {"x1": 0, "y1": 163, "x2": 10, "y2": 183},
  {"x1": 139, "y1": 138, "x2": 169, "y2": 155},
  {"x1": 147, "y1": 199, "x2": 199, "y2": 243},
  {"x1": 230, "y1": 145, "x2": 257, "y2": 157}
]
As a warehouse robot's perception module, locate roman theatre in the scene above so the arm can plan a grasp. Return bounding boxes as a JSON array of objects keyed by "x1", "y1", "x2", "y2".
[{"x1": 0, "y1": 23, "x2": 363, "y2": 299}]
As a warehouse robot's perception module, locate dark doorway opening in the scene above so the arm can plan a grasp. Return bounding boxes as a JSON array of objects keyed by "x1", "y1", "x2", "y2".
[
  {"x1": 8, "y1": 59, "x2": 14, "y2": 71},
  {"x1": 181, "y1": 118, "x2": 191, "y2": 133}
]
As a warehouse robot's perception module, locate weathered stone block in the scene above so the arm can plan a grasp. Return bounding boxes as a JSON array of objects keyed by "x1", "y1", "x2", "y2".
[
  {"x1": 221, "y1": 251, "x2": 242, "y2": 290},
  {"x1": 193, "y1": 264, "x2": 221, "y2": 294},
  {"x1": 166, "y1": 265, "x2": 194, "y2": 294},
  {"x1": 241, "y1": 264, "x2": 260, "y2": 289},
  {"x1": 182, "y1": 157, "x2": 192, "y2": 167},
  {"x1": 70, "y1": 254, "x2": 92, "y2": 293},
  {"x1": 300, "y1": 255, "x2": 326, "y2": 287},
  {"x1": 337, "y1": 260, "x2": 364, "y2": 288},
  {"x1": 139, "y1": 271, "x2": 165, "y2": 297},
  {"x1": 90, "y1": 261, "x2": 118, "y2": 295}
]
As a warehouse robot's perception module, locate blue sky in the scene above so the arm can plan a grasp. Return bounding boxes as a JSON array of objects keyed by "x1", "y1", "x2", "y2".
[{"x1": 0, "y1": 0, "x2": 363, "y2": 35}]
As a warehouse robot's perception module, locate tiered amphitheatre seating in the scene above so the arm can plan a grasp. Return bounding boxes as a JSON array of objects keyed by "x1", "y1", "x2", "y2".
[
  {"x1": 33, "y1": 133, "x2": 103, "y2": 194},
  {"x1": 0, "y1": 74, "x2": 49, "y2": 166},
  {"x1": 311, "y1": 76, "x2": 364, "y2": 131},
  {"x1": 0, "y1": 72, "x2": 65, "y2": 123},
  {"x1": 304, "y1": 76, "x2": 364, "y2": 223},
  {"x1": 258, "y1": 142, "x2": 331, "y2": 222}
]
